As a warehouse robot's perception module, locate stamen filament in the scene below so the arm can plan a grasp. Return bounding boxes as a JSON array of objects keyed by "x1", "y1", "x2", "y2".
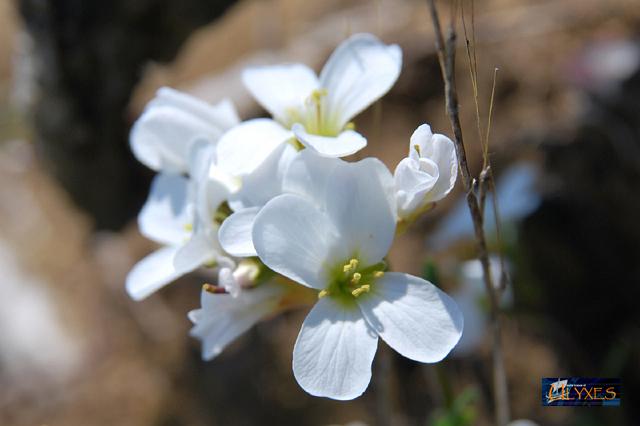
[
  {"x1": 309, "y1": 88, "x2": 328, "y2": 132},
  {"x1": 351, "y1": 284, "x2": 371, "y2": 297}
]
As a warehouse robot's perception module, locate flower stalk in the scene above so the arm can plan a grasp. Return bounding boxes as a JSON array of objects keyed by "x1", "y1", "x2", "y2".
[{"x1": 427, "y1": 1, "x2": 511, "y2": 425}]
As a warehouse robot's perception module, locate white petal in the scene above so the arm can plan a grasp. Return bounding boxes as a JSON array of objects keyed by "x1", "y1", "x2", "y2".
[
  {"x1": 227, "y1": 142, "x2": 297, "y2": 211},
  {"x1": 131, "y1": 87, "x2": 237, "y2": 173},
  {"x1": 320, "y1": 33, "x2": 402, "y2": 128},
  {"x1": 188, "y1": 139, "x2": 217, "y2": 181},
  {"x1": 292, "y1": 124, "x2": 366, "y2": 158},
  {"x1": 394, "y1": 157, "x2": 439, "y2": 217},
  {"x1": 424, "y1": 134, "x2": 458, "y2": 202},
  {"x1": 216, "y1": 118, "x2": 292, "y2": 177},
  {"x1": 408, "y1": 124, "x2": 433, "y2": 161},
  {"x1": 242, "y1": 64, "x2": 319, "y2": 124},
  {"x1": 191, "y1": 158, "x2": 234, "y2": 235},
  {"x1": 126, "y1": 246, "x2": 187, "y2": 301},
  {"x1": 173, "y1": 231, "x2": 220, "y2": 272},
  {"x1": 153, "y1": 87, "x2": 240, "y2": 130},
  {"x1": 218, "y1": 208, "x2": 260, "y2": 257},
  {"x1": 293, "y1": 297, "x2": 378, "y2": 400},
  {"x1": 283, "y1": 149, "x2": 343, "y2": 206},
  {"x1": 189, "y1": 283, "x2": 284, "y2": 360},
  {"x1": 252, "y1": 194, "x2": 343, "y2": 289},
  {"x1": 138, "y1": 173, "x2": 191, "y2": 246},
  {"x1": 188, "y1": 143, "x2": 231, "y2": 235},
  {"x1": 324, "y1": 158, "x2": 396, "y2": 265},
  {"x1": 358, "y1": 272, "x2": 463, "y2": 363},
  {"x1": 218, "y1": 267, "x2": 241, "y2": 298}
]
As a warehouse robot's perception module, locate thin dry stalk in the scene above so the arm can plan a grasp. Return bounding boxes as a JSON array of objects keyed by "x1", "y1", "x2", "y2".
[{"x1": 426, "y1": 1, "x2": 511, "y2": 425}]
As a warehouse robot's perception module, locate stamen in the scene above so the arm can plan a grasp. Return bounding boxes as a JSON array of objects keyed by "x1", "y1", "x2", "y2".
[
  {"x1": 345, "y1": 122, "x2": 356, "y2": 130},
  {"x1": 203, "y1": 259, "x2": 217, "y2": 268},
  {"x1": 203, "y1": 283, "x2": 228, "y2": 294},
  {"x1": 310, "y1": 88, "x2": 328, "y2": 102},
  {"x1": 213, "y1": 202, "x2": 234, "y2": 225},
  {"x1": 309, "y1": 88, "x2": 328, "y2": 130},
  {"x1": 373, "y1": 271, "x2": 385, "y2": 278},
  {"x1": 318, "y1": 289, "x2": 330, "y2": 299},
  {"x1": 286, "y1": 137, "x2": 304, "y2": 151},
  {"x1": 350, "y1": 272, "x2": 362, "y2": 285},
  {"x1": 351, "y1": 284, "x2": 371, "y2": 297},
  {"x1": 183, "y1": 223, "x2": 193, "y2": 232},
  {"x1": 343, "y1": 258, "x2": 359, "y2": 273},
  {"x1": 414, "y1": 144, "x2": 422, "y2": 156}
]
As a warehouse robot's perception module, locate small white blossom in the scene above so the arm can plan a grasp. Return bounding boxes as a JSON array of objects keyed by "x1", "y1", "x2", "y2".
[
  {"x1": 126, "y1": 35, "x2": 467, "y2": 402},
  {"x1": 215, "y1": 33, "x2": 402, "y2": 179},
  {"x1": 130, "y1": 87, "x2": 239, "y2": 173},
  {"x1": 188, "y1": 283, "x2": 285, "y2": 360},
  {"x1": 251, "y1": 157, "x2": 463, "y2": 400},
  {"x1": 394, "y1": 124, "x2": 458, "y2": 220}
]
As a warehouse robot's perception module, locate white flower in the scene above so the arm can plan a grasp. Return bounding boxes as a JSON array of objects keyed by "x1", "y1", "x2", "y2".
[
  {"x1": 218, "y1": 148, "x2": 338, "y2": 258},
  {"x1": 126, "y1": 142, "x2": 236, "y2": 300},
  {"x1": 188, "y1": 282, "x2": 285, "y2": 360},
  {"x1": 217, "y1": 259, "x2": 261, "y2": 298},
  {"x1": 216, "y1": 34, "x2": 402, "y2": 257},
  {"x1": 452, "y1": 256, "x2": 512, "y2": 356},
  {"x1": 130, "y1": 87, "x2": 239, "y2": 173},
  {"x1": 216, "y1": 33, "x2": 402, "y2": 177},
  {"x1": 251, "y1": 157, "x2": 463, "y2": 400},
  {"x1": 394, "y1": 124, "x2": 458, "y2": 220}
]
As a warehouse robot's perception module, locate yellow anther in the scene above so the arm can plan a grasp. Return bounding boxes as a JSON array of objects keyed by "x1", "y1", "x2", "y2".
[
  {"x1": 203, "y1": 259, "x2": 218, "y2": 268},
  {"x1": 183, "y1": 223, "x2": 193, "y2": 232},
  {"x1": 373, "y1": 271, "x2": 385, "y2": 278},
  {"x1": 350, "y1": 272, "x2": 362, "y2": 285},
  {"x1": 286, "y1": 137, "x2": 304, "y2": 151},
  {"x1": 351, "y1": 284, "x2": 371, "y2": 297},
  {"x1": 203, "y1": 283, "x2": 227, "y2": 294},
  {"x1": 414, "y1": 144, "x2": 422, "y2": 156},
  {"x1": 343, "y1": 258, "x2": 359, "y2": 273},
  {"x1": 310, "y1": 88, "x2": 328, "y2": 103},
  {"x1": 318, "y1": 289, "x2": 330, "y2": 299},
  {"x1": 345, "y1": 122, "x2": 356, "y2": 130}
]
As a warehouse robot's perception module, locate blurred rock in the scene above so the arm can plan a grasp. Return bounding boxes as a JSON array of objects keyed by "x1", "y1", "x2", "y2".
[
  {"x1": 0, "y1": 239, "x2": 83, "y2": 392},
  {"x1": 16, "y1": 0, "x2": 237, "y2": 229}
]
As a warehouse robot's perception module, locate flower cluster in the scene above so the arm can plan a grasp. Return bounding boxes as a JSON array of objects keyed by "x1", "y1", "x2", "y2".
[{"x1": 127, "y1": 33, "x2": 463, "y2": 400}]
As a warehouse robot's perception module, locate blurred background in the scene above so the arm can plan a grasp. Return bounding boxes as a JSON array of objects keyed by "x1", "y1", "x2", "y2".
[{"x1": 1, "y1": 0, "x2": 639, "y2": 425}]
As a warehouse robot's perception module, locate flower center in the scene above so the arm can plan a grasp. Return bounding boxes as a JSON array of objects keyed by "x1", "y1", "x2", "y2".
[
  {"x1": 318, "y1": 257, "x2": 386, "y2": 306},
  {"x1": 282, "y1": 89, "x2": 347, "y2": 137}
]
